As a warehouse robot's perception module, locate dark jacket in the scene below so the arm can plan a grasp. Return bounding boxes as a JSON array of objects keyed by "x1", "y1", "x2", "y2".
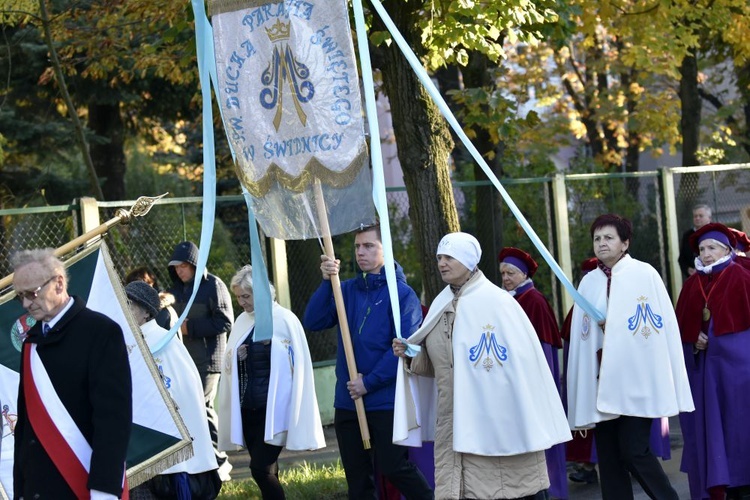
[
  {"x1": 679, "y1": 228, "x2": 697, "y2": 277},
  {"x1": 168, "y1": 270, "x2": 233, "y2": 373},
  {"x1": 239, "y1": 336, "x2": 272, "y2": 410},
  {"x1": 303, "y1": 263, "x2": 422, "y2": 411},
  {"x1": 14, "y1": 297, "x2": 132, "y2": 499}
]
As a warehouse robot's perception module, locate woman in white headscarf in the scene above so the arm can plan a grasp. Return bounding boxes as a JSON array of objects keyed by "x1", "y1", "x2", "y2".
[{"x1": 393, "y1": 232, "x2": 571, "y2": 500}]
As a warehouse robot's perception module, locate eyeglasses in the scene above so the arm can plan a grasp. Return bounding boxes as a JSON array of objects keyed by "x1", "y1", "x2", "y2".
[{"x1": 15, "y1": 276, "x2": 58, "y2": 303}]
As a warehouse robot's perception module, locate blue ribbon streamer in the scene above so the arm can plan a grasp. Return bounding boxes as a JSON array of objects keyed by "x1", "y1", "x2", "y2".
[
  {"x1": 243, "y1": 189, "x2": 274, "y2": 342},
  {"x1": 352, "y1": 0, "x2": 420, "y2": 356},
  {"x1": 158, "y1": 0, "x2": 221, "y2": 352},
  {"x1": 362, "y1": 0, "x2": 605, "y2": 324},
  {"x1": 189, "y1": 0, "x2": 274, "y2": 343}
]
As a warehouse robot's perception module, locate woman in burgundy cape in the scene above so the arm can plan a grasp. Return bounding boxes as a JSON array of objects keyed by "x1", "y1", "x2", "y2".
[{"x1": 676, "y1": 223, "x2": 750, "y2": 500}]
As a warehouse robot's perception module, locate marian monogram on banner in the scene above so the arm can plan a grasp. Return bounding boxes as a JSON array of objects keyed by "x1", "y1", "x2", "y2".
[
  {"x1": 627, "y1": 295, "x2": 664, "y2": 339},
  {"x1": 468, "y1": 325, "x2": 508, "y2": 372},
  {"x1": 209, "y1": 0, "x2": 373, "y2": 240},
  {"x1": 261, "y1": 18, "x2": 313, "y2": 131},
  {"x1": 211, "y1": 0, "x2": 368, "y2": 197}
]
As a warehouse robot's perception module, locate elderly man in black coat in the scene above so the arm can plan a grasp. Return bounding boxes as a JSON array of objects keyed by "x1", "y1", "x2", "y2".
[{"x1": 12, "y1": 249, "x2": 132, "y2": 500}]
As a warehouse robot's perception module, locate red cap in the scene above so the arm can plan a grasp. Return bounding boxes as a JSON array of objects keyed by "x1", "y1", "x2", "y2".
[
  {"x1": 498, "y1": 247, "x2": 539, "y2": 278},
  {"x1": 689, "y1": 223, "x2": 737, "y2": 254},
  {"x1": 728, "y1": 227, "x2": 750, "y2": 252}
]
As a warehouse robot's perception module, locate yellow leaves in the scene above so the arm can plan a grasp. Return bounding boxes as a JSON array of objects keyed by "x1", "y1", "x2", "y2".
[
  {"x1": 147, "y1": 122, "x2": 186, "y2": 156},
  {"x1": 628, "y1": 82, "x2": 645, "y2": 96},
  {"x1": 723, "y1": 12, "x2": 750, "y2": 64},
  {"x1": 569, "y1": 113, "x2": 588, "y2": 139},
  {"x1": 0, "y1": 0, "x2": 38, "y2": 24},
  {"x1": 176, "y1": 165, "x2": 204, "y2": 182}
]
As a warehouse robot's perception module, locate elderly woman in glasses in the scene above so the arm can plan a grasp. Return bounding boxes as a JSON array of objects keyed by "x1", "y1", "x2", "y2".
[
  {"x1": 217, "y1": 265, "x2": 324, "y2": 500},
  {"x1": 393, "y1": 232, "x2": 570, "y2": 500},
  {"x1": 676, "y1": 223, "x2": 750, "y2": 500}
]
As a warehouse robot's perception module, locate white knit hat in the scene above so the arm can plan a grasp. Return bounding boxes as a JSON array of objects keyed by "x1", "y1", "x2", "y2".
[{"x1": 436, "y1": 232, "x2": 482, "y2": 271}]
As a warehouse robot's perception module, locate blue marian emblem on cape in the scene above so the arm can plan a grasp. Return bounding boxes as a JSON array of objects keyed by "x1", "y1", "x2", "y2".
[
  {"x1": 627, "y1": 295, "x2": 663, "y2": 339},
  {"x1": 282, "y1": 339, "x2": 295, "y2": 376},
  {"x1": 468, "y1": 325, "x2": 508, "y2": 372}
]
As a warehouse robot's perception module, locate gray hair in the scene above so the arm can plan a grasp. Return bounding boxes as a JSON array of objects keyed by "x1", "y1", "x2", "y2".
[
  {"x1": 693, "y1": 204, "x2": 712, "y2": 216},
  {"x1": 230, "y1": 265, "x2": 276, "y2": 301},
  {"x1": 11, "y1": 248, "x2": 69, "y2": 284},
  {"x1": 499, "y1": 261, "x2": 523, "y2": 275}
]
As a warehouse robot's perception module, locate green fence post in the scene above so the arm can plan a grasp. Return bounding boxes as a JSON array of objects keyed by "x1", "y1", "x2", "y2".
[
  {"x1": 270, "y1": 238, "x2": 291, "y2": 309},
  {"x1": 552, "y1": 173, "x2": 573, "y2": 313},
  {"x1": 77, "y1": 197, "x2": 101, "y2": 245},
  {"x1": 660, "y1": 168, "x2": 682, "y2": 302}
]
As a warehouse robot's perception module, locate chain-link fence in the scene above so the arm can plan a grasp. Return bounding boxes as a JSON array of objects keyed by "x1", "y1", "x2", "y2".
[
  {"x1": 2, "y1": 164, "x2": 749, "y2": 362},
  {"x1": 673, "y1": 167, "x2": 750, "y2": 231},
  {"x1": 0, "y1": 205, "x2": 80, "y2": 275}
]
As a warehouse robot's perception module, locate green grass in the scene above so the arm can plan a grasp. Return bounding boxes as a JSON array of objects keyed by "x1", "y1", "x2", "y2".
[{"x1": 218, "y1": 461, "x2": 348, "y2": 499}]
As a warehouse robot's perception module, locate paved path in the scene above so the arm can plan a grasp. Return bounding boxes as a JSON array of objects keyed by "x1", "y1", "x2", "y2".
[
  {"x1": 225, "y1": 417, "x2": 691, "y2": 499},
  {"x1": 224, "y1": 424, "x2": 340, "y2": 482}
]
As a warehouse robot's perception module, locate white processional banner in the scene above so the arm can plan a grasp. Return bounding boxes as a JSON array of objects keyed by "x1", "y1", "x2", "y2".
[{"x1": 211, "y1": 0, "x2": 374, "y2": 239}]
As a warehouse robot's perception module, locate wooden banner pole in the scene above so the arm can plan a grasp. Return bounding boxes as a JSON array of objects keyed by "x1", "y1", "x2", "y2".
[{"x1": 313, "y1": 179, "x2": 371, "y2": 449}]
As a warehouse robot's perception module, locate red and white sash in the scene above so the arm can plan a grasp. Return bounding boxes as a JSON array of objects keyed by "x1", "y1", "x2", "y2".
[{"x1": 23, "y1": 343, "x2": 128, "y2": 499}]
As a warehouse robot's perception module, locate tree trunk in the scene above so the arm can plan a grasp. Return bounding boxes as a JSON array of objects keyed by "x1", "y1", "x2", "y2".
[
  {"x1": 735, "y1": 61, "x2": 750, "y2": 158},
  {"x1": 374, "y1": 1, "x2": 459, "y2": 305},
  {"x1": 622, "y1": 66, "x2": 641, "y2": 196},
  {"x1": 438, "y1": 53, "x2": 505, "y2": 283},
  {"x1": 679, "y1": 52, "x2": 701, "y2": 167},
  {"x1": 39, "y1": 0, "x2": 104, "y2": 200},
  {"x1": 88, "y1": 102, "x2": 126, "y2": 201}
]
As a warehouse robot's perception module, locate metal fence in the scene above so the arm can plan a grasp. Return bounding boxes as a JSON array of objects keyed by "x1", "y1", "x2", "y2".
[{"x1": 1, "y1": 164, "x2": 748, "y2": 362}]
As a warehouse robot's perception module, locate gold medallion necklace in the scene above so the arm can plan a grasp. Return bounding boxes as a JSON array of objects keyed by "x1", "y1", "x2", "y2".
[{"x1": 696, "y1": 268, "x2": 729, "y2": 321}]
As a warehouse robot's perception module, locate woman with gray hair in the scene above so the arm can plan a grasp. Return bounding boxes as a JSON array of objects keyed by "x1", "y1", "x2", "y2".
[
  {"x1": 392, "y1": 232, "x2": 570, "y2": 500},
  {"x1": 217, "y1": 265, "x2": 324, "y2": 499}
]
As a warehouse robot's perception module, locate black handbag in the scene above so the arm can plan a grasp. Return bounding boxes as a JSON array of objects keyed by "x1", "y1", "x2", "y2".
[{"x1": 147, "y1": 469, "x2": 222, "y2": 500}]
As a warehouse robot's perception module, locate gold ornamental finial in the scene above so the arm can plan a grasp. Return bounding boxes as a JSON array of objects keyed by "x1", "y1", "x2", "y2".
[
  {"x1": 118, "y1": 193, "x2": 168, "y2": 223},
  {"x1": 0, "y1": 193, "x2": 169, "y2": 293}
]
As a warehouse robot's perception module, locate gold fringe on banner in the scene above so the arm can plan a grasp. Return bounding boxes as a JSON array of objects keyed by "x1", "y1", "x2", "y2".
[
  {"x1": 235, "y1": 145, "x2": 369, "y2": 198},
  {"x1": 99, "y1": 244, "x2": 195, "y2": 488}
]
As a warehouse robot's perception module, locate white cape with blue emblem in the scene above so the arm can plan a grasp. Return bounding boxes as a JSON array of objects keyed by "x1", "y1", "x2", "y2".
[
  {"x1": 217, "y1": 304, "x2": 325, "y2": 452},
  {"x1": 567, "y1": 255, "x2": 694, "y2": 430},
  {"x1": 394, "y1": 273, "x2": 571, "y2": 456}
]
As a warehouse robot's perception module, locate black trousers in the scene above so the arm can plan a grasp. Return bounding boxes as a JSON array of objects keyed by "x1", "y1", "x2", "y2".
[
  {"x1": 334, "y1": 409, "x2": 433, "y2": 500},
  {"x1": 595, "y1": 416, "x2": 678, "y2": 500},
  {"x1": 241, "y1": 406, "x2": 285, "y2": 500},
  {"x1": 197, "y1": 369, "x2": 228, "y2": 467}
]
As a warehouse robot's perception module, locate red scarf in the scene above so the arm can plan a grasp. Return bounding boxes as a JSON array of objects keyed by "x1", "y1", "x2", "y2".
[{"x1": 676, "y1": 262, "x2": 750, "y2": 343}]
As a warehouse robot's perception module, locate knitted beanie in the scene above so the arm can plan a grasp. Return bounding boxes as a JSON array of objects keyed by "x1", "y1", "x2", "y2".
[{"x1": 125, "y1": 281, "x2": 161, "y2": 318}]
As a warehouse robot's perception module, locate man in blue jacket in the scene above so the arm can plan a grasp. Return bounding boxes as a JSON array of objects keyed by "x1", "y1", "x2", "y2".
[{"x1": 304, "y1": 224, "x2": 432, "y2": 500}]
